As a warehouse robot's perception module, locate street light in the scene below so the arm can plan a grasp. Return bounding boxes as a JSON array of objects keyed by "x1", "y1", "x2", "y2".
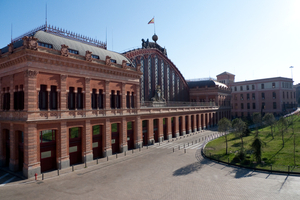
[{"x1": 290, "y1": 66, "x2": 294, "y2": 80}]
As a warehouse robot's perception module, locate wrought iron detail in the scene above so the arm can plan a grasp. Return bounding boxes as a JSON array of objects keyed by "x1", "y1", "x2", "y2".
[
  {"x1": 12, "y1": 24, "x2": 107, "y2": 49},
  {"x1": 167, "y1": 65, "x2": 170, "y2": 101},
  {"x1": 172, "y1": 71, "x2": 175, "y2": 99},
  {"x1": 155, "y1": 56, "x2": 158, "y2": 87},
  {"x1": 148, "y1": 57, "x2": 151, "y2": 98},
  {"x1": 141, "y1": 59, "x2": 144, "y2": 102}
]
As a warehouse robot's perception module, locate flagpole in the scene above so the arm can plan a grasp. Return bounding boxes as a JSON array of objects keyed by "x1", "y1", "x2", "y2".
[{"x1": 154, "y1": 16, "x2": 156, "y2": 34}]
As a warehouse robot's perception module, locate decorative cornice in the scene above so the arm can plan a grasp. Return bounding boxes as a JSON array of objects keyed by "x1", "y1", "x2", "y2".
[{"x1": 0, "y1": 49, "x2": 142, "y2": 79}]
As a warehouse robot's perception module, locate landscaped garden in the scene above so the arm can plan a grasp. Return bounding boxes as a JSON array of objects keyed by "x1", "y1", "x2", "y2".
[{"x1": 204, "y1": 112, "x2": 300, "y2": 173}]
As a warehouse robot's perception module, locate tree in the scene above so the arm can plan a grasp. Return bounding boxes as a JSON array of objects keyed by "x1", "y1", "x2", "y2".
[
  {"x1": 218, "y1": 117, "x2": 232, "y2": 155},
  {"x1": 262, "y1": 113, "x2": 276, "y2": 139},
  {"x1": 277, "y1": 117, "x2": 287, "y2": 147},
  {"x1": 251, "y1": 137, "x2": 265, "y2": 163},
  {"x1": 232, "y1": 118, "x2": 246, "y2": 149},
  {"x1": 252, "y1": 112, "x2": 261, "y2": 137}
]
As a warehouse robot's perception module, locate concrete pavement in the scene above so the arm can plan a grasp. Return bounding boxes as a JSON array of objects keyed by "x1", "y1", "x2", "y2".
[{"x1": 1, "y1": 129, "x2": 300, "y2": 200}]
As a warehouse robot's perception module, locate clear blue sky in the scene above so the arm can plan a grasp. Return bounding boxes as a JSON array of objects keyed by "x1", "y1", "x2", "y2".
[{"x1": 1, "y1": 0, "x2": 299, "y2": 84}]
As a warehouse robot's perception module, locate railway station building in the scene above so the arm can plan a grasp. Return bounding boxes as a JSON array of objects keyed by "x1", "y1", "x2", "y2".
[{"x1": 0, "y1": 25, "x2": 228, "y2": 178}]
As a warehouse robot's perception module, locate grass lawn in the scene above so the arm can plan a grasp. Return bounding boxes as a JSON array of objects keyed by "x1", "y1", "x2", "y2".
[{"x1": 204, "y1": 114, "x2": 300, "y2": 172}]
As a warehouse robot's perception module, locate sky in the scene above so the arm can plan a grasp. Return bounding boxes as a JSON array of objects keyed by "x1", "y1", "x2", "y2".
[{"x1": 1, "y1": 0, "x2": 299, "y2": 84}]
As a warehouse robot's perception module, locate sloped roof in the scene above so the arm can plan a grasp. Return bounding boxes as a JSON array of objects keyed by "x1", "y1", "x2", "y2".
[
  {"x1": 188, "y1": 80, "x2": 228, "y2": 89},
  {"x1": 34, "y1": 31, "x2": 131, "y2": 65},
  {"x1": 217, "y1": 71, "x2": 235, "y2": 76}
]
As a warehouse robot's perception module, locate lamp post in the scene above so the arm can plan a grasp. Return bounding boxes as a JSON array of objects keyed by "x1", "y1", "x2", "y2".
[{"x1": 290, "y1": 66, "x2": 294, "y2": 80}]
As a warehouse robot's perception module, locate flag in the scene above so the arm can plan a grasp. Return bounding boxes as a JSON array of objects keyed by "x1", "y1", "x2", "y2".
[{"x1": 148, "y1": 18, "x2": 154, "y2": 24}]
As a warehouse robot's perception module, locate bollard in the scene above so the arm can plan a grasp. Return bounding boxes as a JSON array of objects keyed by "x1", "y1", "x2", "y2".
[
  {"x1": 192, "y1": 141, "x2": 193, "y2": 145},
  {"x1": 271, "y1": 164, "x2": 272, "y2": 172},
  {"x1": 132, "y1": 149, "x2": 134, "y2": 154},
  {"x1": 85, "y1": 159, "x2": 87, "y2": 168},
  {"x1": 159, "y1": 142, "x2": 160, "y2": 146},
  {"x1": 97, "y1": 158, "x2": 99, "y2": 164},
  {"x1": 139, "y1": 147, "x2": 141, "y2": 152},
  {"x1": 173, "y1": 148, "x2": 174, "y2": 152},
  {"x1": 42, "y1": 173, "x2": 44, "y2": 180},
  {"x1": 57, "y1": 169, "x2": 60, "y2": 176},
  {"x1": 116, "y1": 154, "x2": 118, "y2": 159},
  {"x1": 107, "y1": 156, "x2": 109, "y2": 161},
  {"x1": 184, "y1": 144, "x2": 185, "y2": 148},
  {"x1": 147, "y1": 145, "x2": 148, "y2": 149},
  {"x1": 184, "y1": 149, "x2": 186, "y2": 153},
  {"x1": 188, "y1": 143, "x2": 189, "y2": 146},
  {"x1": 178, "y1": 145, "x2": 180, "y2": 150},
  {"x1": 72, "y1": 165, "x2": 74, "y2": 172},
  {"x1": 199, "y1": 138, "x2": 200, "y2": 142},
  {"x1": 35, "y1": 173, "x2": 38, "y2": 181},
  {"x1": 125, "y1": 151, "x2": 126, "y2": 156}
]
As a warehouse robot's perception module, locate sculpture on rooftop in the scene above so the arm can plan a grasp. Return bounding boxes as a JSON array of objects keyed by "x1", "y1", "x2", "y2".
[{"x1": 151, "y1": 85, "x2": 165, "y2": 102}]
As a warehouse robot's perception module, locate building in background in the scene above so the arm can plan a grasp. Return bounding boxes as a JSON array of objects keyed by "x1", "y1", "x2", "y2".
[{"x1": 225, "y1": 76, "x2": 296, "y2": 118}]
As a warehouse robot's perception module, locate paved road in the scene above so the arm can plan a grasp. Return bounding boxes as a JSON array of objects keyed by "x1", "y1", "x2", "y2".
[{"x1": 1, "y1": 129, "x2": 300, "y2": 200}]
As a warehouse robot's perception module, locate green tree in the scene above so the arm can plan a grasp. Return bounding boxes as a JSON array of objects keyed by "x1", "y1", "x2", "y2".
[
  {"x1": 277, "y1": 117, "x2": 288, "y2": 147},
  {"x1": 252, "y1": 112, "x2": 261, "y2": 137},
  {"x1": 262, "y1": 113, "x2": 276, "y2": 139},
  {"x1": 251, "y1": 137, "x2": 265, "y2": 163},
  {"x1": 218, "y1": 117, "x2": 232, "y2": 155},
  {"x1": 232, "y1": 118, "x2": 246, "y2": 149}
]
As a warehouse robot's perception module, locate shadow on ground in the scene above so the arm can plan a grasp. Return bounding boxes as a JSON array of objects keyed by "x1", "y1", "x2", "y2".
[{"x1": 173, "y1": 157, "x2": 212, "y2": 176}]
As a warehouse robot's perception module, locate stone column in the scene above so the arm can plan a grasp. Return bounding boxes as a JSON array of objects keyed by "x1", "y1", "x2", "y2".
[
  {"x1": 181, "y1": 116, "x2": 186, "y2": 135},
  {"x1": 134, "y1": 116, "x2": 142, "y2": 148},
  {"x1": 198, "y1": 114, "x2": 202, "y2": 131},
  {"x1": 158, "y1": 118, "x2": 163, "y2": 142},
  {"x1": 82, "y1": 120, "x2": 93, "y2": 163},
  {"x1": 24, "y1": 70, "x2": 38, "y2": 112},
  {"x1": 120, "y1": 117, "x2": 128, "y2": 152},
  {"x1": 23, "y1": 123, "x2": 41, "y2": 178},
  {"x1": 85, "y1": 78, "x2": 91, "y2": 114},
  {"x1": 9, "y1": 123, "x2": 17, "y2": 171},
  {"x1": 121, "y1": 83, "x2": 126, "y2": 110},
  {"x1": 58, "y1": 121, "x2": 70, "y2": 169},
  {"x1": 60, "y1": 75, "x2": 67, "y2": 115},
  {"x1": 166, "y1": 117, "x2": 172, "y2": 140},
  {"x1": 104, "y1": 81, "x2": 110, "y2": 110},
  {"x1": 9, "y1": 75, "x2": 14, "y2": 111},
  {"x1": 147, "y1": 119, "x2": 154, "y2": 144},
  {"x1": 192, "y1": 115, "x2": 197, "y2": 132},
  {"x1": 103, "y1": 118, "x2": 112, "y2": 157},
  {"x1": 47, "y1": 87, "x2": 50, "y2": 111},
  {"x1": 0, "y1": 123, "x2": 4, "y2": 166},
  {"x1": 187, "y1": 115, "x2": 191, "y2": 134},
  {"x1": 135, "y1": 85, "x2": 140, "y2": 110},
  {"x1": 174, "y1": 116, "x2": 179, "y2": 137}
]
